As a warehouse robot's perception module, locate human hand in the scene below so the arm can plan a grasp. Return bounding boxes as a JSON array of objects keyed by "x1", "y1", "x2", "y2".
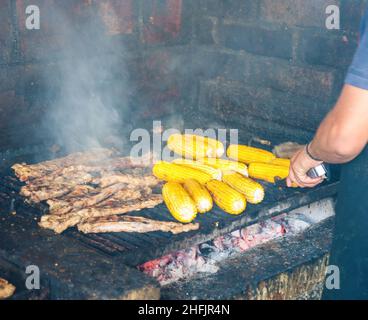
[{"x1": 286, "y1": 146, "x2": 324, "y2": 188}]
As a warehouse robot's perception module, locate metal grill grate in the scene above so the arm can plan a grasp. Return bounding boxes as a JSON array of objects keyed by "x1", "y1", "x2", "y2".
[{"x1": 0, "y1": 154, "x2": 339, "y2": 267}]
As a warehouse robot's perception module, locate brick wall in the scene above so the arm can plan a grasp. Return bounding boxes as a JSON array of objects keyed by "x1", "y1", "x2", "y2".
[
  {"x1": 188, "y1": 0, "x2": 368, "y2": 143},
  {"x1": 0, "y1": 0, "x2": 191, "y2": 151},
  {"x1": 0, "y1": 0, "x2": 367, "y2": 151}
]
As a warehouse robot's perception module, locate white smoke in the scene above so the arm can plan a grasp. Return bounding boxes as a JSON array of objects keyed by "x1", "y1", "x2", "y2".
[{"x1": 41, "y1": 5, "x2": 129, "y2": 153}]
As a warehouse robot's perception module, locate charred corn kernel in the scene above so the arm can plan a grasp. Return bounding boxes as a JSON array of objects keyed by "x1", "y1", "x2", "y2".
[
  {"x1": 227, "y1": 144, "x2": 276, "y2": 164},
  {"x1": 202, "y1": 158, "x2": 249, "y2": 177},
  {"x1": 173, "y1": 159, "x2": 222, "y2": 180},
  {"x1": 167, "y1": 134, "x2": 224, "y2": 159},
  {"x1": 153, "y1": 161, "x2": 212, "y2": 184},
  {"x1": 248, "y1": 163, "x2": 290, "y2": 184},
  {"x1": 206, "y1": 180, "x2": 246, "y2": 215},
  {"x1": 183, "y1": 179, "x2": 213, "y2": 213},
  {"x1": 162, "y1": 182, "x2": 197, "y2": 223},
  {"x1": 270, "y1": 158, "x2": 291, "y2": 167},
  {"x1": 222, "y1": 172, "x2": 265, "y2": 204}
]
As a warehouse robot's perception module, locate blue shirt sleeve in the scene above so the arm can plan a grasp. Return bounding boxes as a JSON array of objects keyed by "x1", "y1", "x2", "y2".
[{"x1": 345, "y1": 10, "x2": 368, "y2": 90}]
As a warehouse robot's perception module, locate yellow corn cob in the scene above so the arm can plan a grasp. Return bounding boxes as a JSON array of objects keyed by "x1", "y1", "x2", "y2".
[
  {"x1": 248, "y1": 163, "x2": 290, "y2": 183},
  {"x1": 167, "y1": 134, "x2": 224, "y2": 159},
  {"x1": 269, "y1": 159, "x2": 297, "y2": 187},
  {"x1": 173, "y1": 159, "x2": 222, "y2": 180},
  {"x1": 270, "y1": 158, "x2": 291, "y2": 167},
  {"x1": 162, "y1": 182, "x2": 198, "y2": 223},
  {"x1": 222, "y1": 172, "x2": 265, "y2": 204},
  {"x1": 183, "y1": 179, "x2": 213, "y2": 214},
  {"x1": 204, "y1": 136, "x2": 225, "y2": 157},
  {"x1": 202, "y1": 158, "x2": 249, "y2": 177},
  {"x1": 182, "y1": 134, "x2": 225, "y2": 157},
  {"x1": 153, "y1": 161, "x2": 212, "y2": 184},
  {"x1": 227, "y1": 144, "x2": 276, "y2": 164},
  {"x1": 206, "y1": 180, "x2": 246, "y2": 215}
]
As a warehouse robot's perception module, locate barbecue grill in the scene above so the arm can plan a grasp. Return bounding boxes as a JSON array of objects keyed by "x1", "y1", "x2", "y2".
[
  {"x1": 0, "y1": 0, "x2": 365, "y2": 300},
  {"x1": 0, "y1": 143, "x2": 338, "y2": 299}
]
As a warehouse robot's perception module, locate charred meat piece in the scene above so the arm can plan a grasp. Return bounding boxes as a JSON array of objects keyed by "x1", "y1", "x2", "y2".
[
  {"x1": 20, "y1": 172, "x2": 93, "y2": 203},
  {"x1": 46, "y1": 185, "x2": 100, "y2": 213},
  {"x1": 0, "y1": 278, "x2": 16, "y2": 299},
  {"x1": 48, "y1": 183, "x2": 139, "y2": 215},
  {"x1": 39, "y1": 194, "x2": 163, "y2": 233},
  {"x1": 10, "y1": 151, "x2": 154, "y2": 183},
  {"x1": 78, "y1": 215, "x2": 200, "y2": 234},
  {"x1": 12, "y1": 148, "x2": 115, "y2": 181},
  {"x1": 96, "y1": 173, "x2": 160, "y2": 188}
]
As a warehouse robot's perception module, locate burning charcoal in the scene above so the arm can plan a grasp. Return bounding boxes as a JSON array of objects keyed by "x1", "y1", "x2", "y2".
[
  {"x1": 231, "y1": 230, "x2": 242, "y2": 238},
  {"x1": 213, "y1": 236, "x2": 226, "y2": 250}
]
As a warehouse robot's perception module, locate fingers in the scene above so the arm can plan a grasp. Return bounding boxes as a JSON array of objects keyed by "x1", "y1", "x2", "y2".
[
  {"x1": 287, "y1": 164, "x2": 323, "y2": 188},
  {"x1": 287, "y1": 168, "x2": 298, "y2": 187},
  {"x1": 287, "y1": 148, "x2": 325, "y2": 189}
]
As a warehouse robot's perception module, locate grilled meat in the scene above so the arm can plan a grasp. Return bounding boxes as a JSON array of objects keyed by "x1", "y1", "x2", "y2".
[
  {"x1": 20, "y1": 172, "x2": 93, "y2": 203},
  {"x1": 96, "y1": 174, "x2": 159, "y2": 188},
  {"x1": 0, "y1": 278, "x2": 16, "y2": 300},
  {"x1": 46, "y1": 185, "x2": 100, "y2": 212},
  {"x1": 39, "y1": 194, "x2": 163, "y2": 233},
  {"x1": 12, "y1": 148, "x2": 115, "y2": 181},
  {"x1": 13, "y1": 150, "x2": 187, "y2": 235},
  {"x1": 78, "y1": 215, "x2": 199, "y2": 234},
  {"x1": 48, "y1": 183, "x2": 141, "y2": 215}
]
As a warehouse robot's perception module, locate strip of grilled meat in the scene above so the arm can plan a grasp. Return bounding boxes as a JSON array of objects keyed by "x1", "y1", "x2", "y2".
[
  {"x1": 39, "y1": 194, "x2": 163, "y2": 233},
  {"x1": 20, "y1": 172, "x2": 93, "y2": 203},
  {"x1": 78, "y1": 215, "x2": 199, "y2": 234},
  {"x1": 48, "y1": 184, "x2": 144, "y2": 215},
  {"x1": 96, "y1": 174, "x2": 159, "y2": 188},
  {"x1": 12, "y1": 148, "x2": 115, "y2": 181}
]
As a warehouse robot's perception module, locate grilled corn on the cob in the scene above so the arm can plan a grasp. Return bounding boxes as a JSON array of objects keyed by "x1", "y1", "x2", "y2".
[
  {"x1": 204, "y1": 136, "x2": 225, "y2": 157},
  {"x1": 248, "y1": 163, "x2": 290, "y2": 183},
  {"x1": 270, "y1": 158, "x2": 291, "y2": 167},
  {"x1": 173, "y1": 159, "x2": 222, "y2": 180},
  {"x1": 183, "y1": 179, "x2": 213, "y2": 213},
  {"x1": 227, "y1": 144, "x2": 276, "y2": 164},
  {"x1": 206, "y1": 180, "x2": 246, "y2": 215},
  {"x1": 222, "y1": 172, "x2": 265, "y2": 204},
  {"x1": 202, "y1": 158, "x2": 249, "y2": 176},
  {"x1": 162, "y1": 182, "x2": 198, "y2": 223},
  {"x1": 153, "y1": 161, "x2": 212, "y2": 184},
  {"x1": 167, "y1": 134, "x2": 224, "y2": 159}
]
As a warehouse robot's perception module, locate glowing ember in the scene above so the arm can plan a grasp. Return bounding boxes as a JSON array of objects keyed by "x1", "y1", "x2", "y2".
[{"x1": 139, "y1": 199, "x2": 335, "y2": 286}]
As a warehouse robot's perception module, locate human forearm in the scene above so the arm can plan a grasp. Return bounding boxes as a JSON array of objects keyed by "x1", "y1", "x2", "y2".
[
  {"x1": 309, "y1": 114, "x2": 360, "y2": 164},
  {"x1": 308, "y1": 85, "x2": 368, "y2": 164}
]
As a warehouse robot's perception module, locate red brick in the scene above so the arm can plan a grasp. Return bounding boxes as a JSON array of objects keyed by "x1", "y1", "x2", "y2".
[
  {"x1": 135, "y1": 49, "x2": 185, "y2": 118},
  {"x1": 221, "y1": 24, "x2": 293, "y2": 60},
  {"x1": 143, "y1": 0, "x2": 182, "y2": 44},
  {"x1": 97, "y1": 0, "x2": 134, "y2": 35}
]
